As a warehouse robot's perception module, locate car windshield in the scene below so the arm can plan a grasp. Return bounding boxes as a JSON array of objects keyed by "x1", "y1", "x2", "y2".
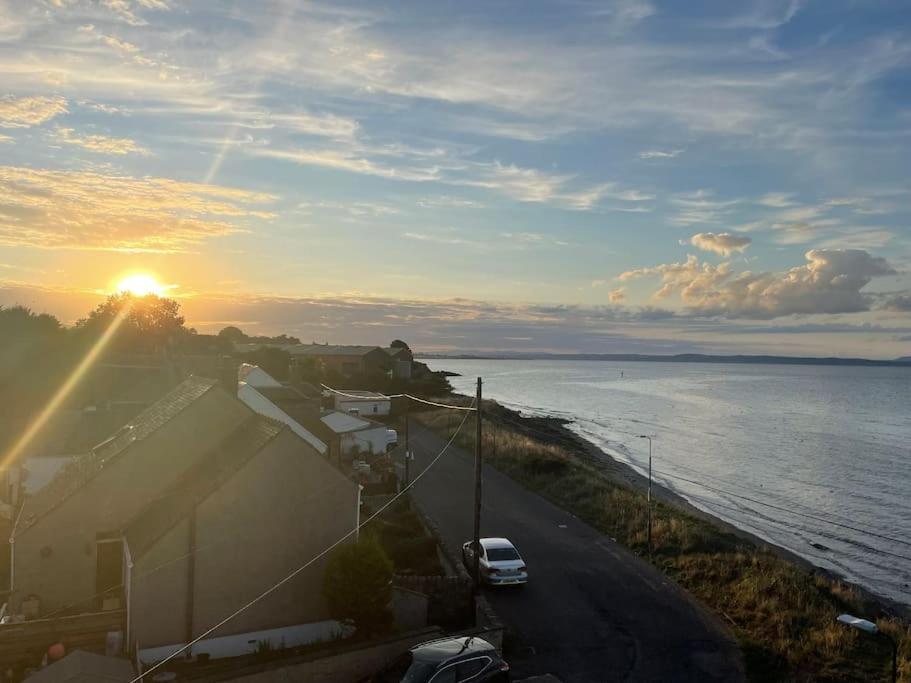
[{"x1": 486, "y1": 547, "x2": 520, "y2": 561}]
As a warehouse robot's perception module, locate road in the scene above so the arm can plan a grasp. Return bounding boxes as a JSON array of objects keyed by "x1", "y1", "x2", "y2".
[{"x1": 407, "y1": 422, "x2": 744, "y2": 682}]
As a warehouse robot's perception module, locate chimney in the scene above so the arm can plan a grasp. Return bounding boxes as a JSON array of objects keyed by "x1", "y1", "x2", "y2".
[{"x1": 218, "y1": 355, "x2": 239, "y2": 397}]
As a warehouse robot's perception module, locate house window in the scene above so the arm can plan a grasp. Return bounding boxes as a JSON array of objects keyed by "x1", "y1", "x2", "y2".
[{"x1": 95, "y1": 538, "x2": 124, "y2": 598}]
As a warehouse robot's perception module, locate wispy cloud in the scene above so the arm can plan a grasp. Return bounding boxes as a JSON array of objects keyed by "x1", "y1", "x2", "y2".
[
  {"x1": 53, "y1": 126, "x2": 149, "y2": 155},
  {"x1": 0, "y1": 95, "x2": 68, "y2": 128},
  {"x1": 639, "y1": 149, "x2": 683, "y2": 160},
  {"x1": 689, "y1": 232, "x2": 752, "y2": 256},
  {"x1": 0, "y1": 165, "x2": 274, "y2": 252}
]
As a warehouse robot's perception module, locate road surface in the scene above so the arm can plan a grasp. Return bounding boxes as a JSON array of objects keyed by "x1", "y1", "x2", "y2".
[{"x1": 407, "y1": 422, "x2": 744, "y2": 682}]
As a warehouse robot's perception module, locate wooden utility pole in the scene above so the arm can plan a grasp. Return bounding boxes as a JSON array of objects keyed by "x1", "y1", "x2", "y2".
[{"x1": 472, "y1": 377, "x2": 483, "y2": 593}]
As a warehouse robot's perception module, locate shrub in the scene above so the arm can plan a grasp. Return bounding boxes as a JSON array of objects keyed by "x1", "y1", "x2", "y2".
[{"x1": 322, "y1": 537, "x2": 394, "y2": 636}]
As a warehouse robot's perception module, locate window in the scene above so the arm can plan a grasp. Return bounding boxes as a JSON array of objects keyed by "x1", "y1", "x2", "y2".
[
  {"x1": 428, "y1": 665, "x2": 457, "y2": 683},
  {"x1": 456, "y1": 657, "x2": 491, "y2": 681},
  {"x1": 487, "y1": 547, "x2": 520, "y2": 561}
]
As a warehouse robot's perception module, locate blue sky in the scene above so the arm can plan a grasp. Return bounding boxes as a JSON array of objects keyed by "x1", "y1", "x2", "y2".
[{"x1": 0, "y1": 0, "x2": 910, "y2": 357}]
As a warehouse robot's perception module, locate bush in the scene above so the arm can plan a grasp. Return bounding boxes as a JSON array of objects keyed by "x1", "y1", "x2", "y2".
[{"x1": 322, "y1": 537, "x2": 394, "y2": 636}]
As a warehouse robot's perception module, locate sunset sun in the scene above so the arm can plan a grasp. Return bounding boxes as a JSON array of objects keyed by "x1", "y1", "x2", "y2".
[{"x1": 116, "y1": 273, "x2": 165, "y2": 297}]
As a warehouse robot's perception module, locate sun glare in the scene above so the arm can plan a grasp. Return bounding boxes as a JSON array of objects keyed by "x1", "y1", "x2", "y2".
[{"x1": 116, "y1": 273, "x2": 165, "y2": 297}]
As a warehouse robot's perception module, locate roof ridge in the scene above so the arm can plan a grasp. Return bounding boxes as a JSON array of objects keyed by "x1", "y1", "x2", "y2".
[{"x1": 16, "y1": 376, "x2": 219, "y2": 536}]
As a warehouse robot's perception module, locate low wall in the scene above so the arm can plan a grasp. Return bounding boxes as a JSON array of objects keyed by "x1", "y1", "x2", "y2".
[
  {"x1": 394, "y1": 575, "x2": 472, "y2": 630},
  {"x1": 207, "y1": 627, "x2": 442, "y2": 683}
]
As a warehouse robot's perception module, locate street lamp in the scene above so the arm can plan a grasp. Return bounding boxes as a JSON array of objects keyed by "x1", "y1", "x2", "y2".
[
  {"x1": 836, "y1": 613, "x2": 897, "y2": 683},
  {"x1": 638, "y1": 435, "x2": 653, "y2": 556}
]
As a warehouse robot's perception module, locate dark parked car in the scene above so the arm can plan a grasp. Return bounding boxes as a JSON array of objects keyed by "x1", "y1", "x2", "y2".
[{"x1": 371, "y1": 636, "x2": 510, "y2": 682}]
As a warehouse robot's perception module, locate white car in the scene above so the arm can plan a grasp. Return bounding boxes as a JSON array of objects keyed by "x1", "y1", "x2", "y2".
[{"x1": 462, "y1": 537, "x2": 528, "y2": 586}]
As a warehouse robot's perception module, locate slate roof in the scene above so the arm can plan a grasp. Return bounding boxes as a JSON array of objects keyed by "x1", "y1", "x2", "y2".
[
  {"x1": 17, "y1": 376, "x2": 218, "y2": 535},
  {"x1": 124, "y1": 415, "x2": 284, "y2": 559},
  {"x1": 286, "y1": 344, "x2": 382, "y2": 357}
]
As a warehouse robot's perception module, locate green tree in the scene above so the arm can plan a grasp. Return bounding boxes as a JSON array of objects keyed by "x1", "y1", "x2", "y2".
[
  {"x1": 390, "y1": 339, "x2": 410, "y2": 350},
  {"x1": 217, "y1": 325, "x2": 247, "y2": 343},
  {"x1": 322, "y1": 537, "x2": 394, "y2": 636},
  {"x1": 74, "y1": 293, "x2": 188, "y2": 352},
  {"x1": 0, "y1": 305, "x2": 62, "y2": 340}
]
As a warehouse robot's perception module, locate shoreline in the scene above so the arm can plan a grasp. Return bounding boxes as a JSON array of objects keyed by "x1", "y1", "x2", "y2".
[{"x1": 481, "y1": 398, "x2": 911, "y2": 623}]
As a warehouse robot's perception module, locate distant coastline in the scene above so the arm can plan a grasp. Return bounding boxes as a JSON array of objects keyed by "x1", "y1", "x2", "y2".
[{"x1": 417, "y1": 351, "x2": 911, "y2": 368}]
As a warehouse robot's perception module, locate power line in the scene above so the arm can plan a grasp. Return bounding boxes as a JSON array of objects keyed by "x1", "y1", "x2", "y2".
[
  {"x1": 131, "y1": 399, "x2": 475, "y2": 683},
  {"x1": 321, "y1": 384, "x2": 477, "y2": 412}
]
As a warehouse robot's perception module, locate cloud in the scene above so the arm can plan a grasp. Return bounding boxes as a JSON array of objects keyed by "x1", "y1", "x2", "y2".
[
  {"x1": 0, "y1": 165, "x2": 274, "y2": 252},
  {"x1": 757, "y1": 192, "x2": 797, "y2": 208},
  {"x1": 669, "y1": 191, "x2": 741, "y2": 226},
  {"x1": 689, "y1": 232, "x2": 752, "y2": 256},
  {"x1": 0, "y1": 96, "x2": 68, "y2": 128},
  {"x1": 639, "y1": 149, "x2": 683, "y2": 160},
  {"x1": 618, "y1": 249, "x2": 895, "y2": 318},
  {"x1": 54, "y1": 127, "x2": 149, "y2": 155},
  {"x1": 883, "y1": 294, "x2": 911, "y2": 312},
  {"x1": 608, "y1": 287, "x2": 626, "y2": 304}
]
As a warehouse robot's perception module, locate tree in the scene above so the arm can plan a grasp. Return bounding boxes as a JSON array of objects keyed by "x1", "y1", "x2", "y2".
[
  {"x1": 74, "y1": 293, "x2": 188, "y2": 352},
  {"x1": 322, "y1": 537, "x2": 394, "y2": 636},
  {"x1": 390, "y1": 339, "x2": 410, "y2": 350},
  {"x1": 0, "y1": 306, "x2": 61, "y2": 340},
  {"x1": 217, "y1": 325, "x2": 247, "y2": 343}
]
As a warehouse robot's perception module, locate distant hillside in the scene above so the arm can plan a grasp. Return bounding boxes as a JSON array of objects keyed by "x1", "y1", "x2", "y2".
[{"x1": 417, "y1": 352, "x2": 911, "y2": 368}]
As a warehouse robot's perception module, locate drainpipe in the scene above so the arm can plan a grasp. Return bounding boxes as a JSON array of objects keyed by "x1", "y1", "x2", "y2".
[
  {"x1": 8, "y1": 503, "x2": 25, "y2": 597},
  {"x1": 355, "y1": 484, "x2": 363, "y2": 542},
  {"x1": 123, "y1": 538, "x2": 134, "y2": 652}
]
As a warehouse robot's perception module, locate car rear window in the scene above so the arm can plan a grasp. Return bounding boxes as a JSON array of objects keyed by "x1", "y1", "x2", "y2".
[{"x1": 486, "y1": 547, "x2": 519, "y2": 561}]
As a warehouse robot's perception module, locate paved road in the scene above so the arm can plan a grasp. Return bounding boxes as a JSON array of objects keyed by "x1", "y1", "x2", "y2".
[{"x1": 407, "y1": 423, "x2": 744, "y2": 683}]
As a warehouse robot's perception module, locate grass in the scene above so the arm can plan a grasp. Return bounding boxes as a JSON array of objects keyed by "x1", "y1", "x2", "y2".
[
  {"x1": 367, "y1": 498, "x2": 445, "y2": 577},
  {"x1": 418, "y1": 402, "x2": 910, "y2": 682}
]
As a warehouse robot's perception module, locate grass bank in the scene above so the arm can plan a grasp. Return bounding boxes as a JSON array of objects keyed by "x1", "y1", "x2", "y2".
[{"x1": 417, "y1": 400, "x2": 909, "y2": 682}]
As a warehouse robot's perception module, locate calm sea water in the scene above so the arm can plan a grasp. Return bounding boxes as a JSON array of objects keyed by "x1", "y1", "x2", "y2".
[{"x1": 427, "y1": 358, "x2": 911, "y2": 606}]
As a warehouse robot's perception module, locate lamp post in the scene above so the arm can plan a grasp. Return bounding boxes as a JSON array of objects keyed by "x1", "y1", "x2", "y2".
[
  {"x1": 836, "y1": 613, "x2": 897, "y2": 683},
  {"x1": 638, "y1": 435, "x2": 653, "y2": 556}
]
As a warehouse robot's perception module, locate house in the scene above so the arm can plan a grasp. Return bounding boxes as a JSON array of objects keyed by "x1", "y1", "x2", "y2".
[
  {"x1": 320, "y1": 411, "x2": 392, "y2": 457},
  {"x1": 384, "y1": 346, "x2": 413, "y2": 380},
  {"x1": 237, "y1": 381, "x2": 327, "y2": 455},
  {"x1": 237, "y1": 362, "x2": 283, "y2": 389},
  {"x1": 333, "y1": 390, "x2": 391, "y2": 417},
  {"x1": 8, "y1": 375, "x2": 360, "y2": 662},
  {"x1": 285, "y1": 345, "x2": 393, "y2": 378},
  {"x1": 124, "y1": 413, "x2": 357, "y2": 662},
  {"x1": 239, "y1": 363, "x2": 323, "y2": 431}
]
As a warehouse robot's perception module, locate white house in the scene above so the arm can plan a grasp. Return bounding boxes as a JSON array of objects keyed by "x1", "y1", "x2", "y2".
[
  {"x1": 320, "y1": 411, "x2": 392, "y2": 456},
  {"x1": 332, "y1": 390, "x2": 391, "y2": 417}
]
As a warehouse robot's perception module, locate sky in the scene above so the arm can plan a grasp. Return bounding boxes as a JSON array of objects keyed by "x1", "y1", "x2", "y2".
[{"x1": 1, "y1": 0, "x2": 910, "y2": 358}]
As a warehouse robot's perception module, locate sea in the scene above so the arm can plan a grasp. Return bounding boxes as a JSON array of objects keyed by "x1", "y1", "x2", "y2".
[{"x1": 425, "y1": 358, "x2": 911, "y2": 607}]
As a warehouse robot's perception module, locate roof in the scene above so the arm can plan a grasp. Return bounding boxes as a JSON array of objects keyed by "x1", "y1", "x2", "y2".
[
  {"x1": 320, "y1": 411, "x2": 386, "y2": 434},
  {"x1": 238, "y1": 383, "x2": 327, "y2": 454},
  {"x1": 24, "y1": 650, "x2": 134, "y2": 682},
  {"x1": 18, "y1": 376, "x2": 218, "y2": 534},
  {"x1": 257, "y1": 384, "x2": 316, "y2": 403},
  {"x1": 412, "y1": 637, "x2": 495, "y2": 664},
  {"x1": 124, "y1": 415, "x2": 284, "y2": 558},
  {"x1": 237, "y1": 363, "x2": 283, "y2": 389},
  {"x1": 286, "y1": 344, "x2": 383, "y2": 357},
  {"x1": 334, "y1": 390, "x2": 389, "y2": 401}
]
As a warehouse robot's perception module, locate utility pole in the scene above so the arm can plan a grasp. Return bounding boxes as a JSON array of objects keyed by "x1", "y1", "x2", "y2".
[
  {"x1": 472, "y1": 377, "x2": 483, "y2": 593},
  {"x1": 403, "y1": 400, "x2": 410, "y2": 487},
  {"x1": 639, "y1": 435, "x2": 653, "y2": 556}
]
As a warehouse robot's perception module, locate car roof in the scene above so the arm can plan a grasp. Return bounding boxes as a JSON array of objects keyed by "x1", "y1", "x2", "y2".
[
  {"x1": 480, "y1": 537, "x2": 515, "y2": 550},
  {"x1": 411, "y1": 636, "x2": 496, "y2": 663}
]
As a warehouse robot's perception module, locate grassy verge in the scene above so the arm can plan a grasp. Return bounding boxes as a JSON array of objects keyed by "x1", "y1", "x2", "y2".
[
  {"x1": 367, "y1": 498, "x2": 445, "y2": 577},
  {"x1": 417, "y1": 403, "x2": 909, "y2": 682}
]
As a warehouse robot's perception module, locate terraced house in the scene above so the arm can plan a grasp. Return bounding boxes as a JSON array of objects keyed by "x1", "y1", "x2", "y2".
[{"x1": 9, "y1": 375, "x2": 360, "y2": 664}]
